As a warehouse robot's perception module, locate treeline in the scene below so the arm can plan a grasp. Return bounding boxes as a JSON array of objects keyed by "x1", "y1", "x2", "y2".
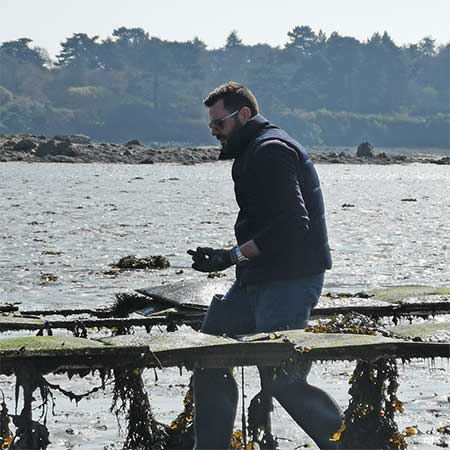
[{"x1": 0, "y1": 27, "x2": 448, "y2": 147}]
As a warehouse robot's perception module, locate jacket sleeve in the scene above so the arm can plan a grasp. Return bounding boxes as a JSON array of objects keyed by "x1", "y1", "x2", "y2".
[{"x1": 252, "y1": 141, "x2": 310, "y2": 256}]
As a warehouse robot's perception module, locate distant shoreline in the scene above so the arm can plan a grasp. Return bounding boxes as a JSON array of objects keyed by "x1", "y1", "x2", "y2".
[{"x1": 1, "y1": 135, "x2": 449, "y2": 165}]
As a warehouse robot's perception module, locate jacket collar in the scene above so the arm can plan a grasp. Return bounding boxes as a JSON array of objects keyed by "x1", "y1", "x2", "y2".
[{"x1": 219, "y1": 114, "x2": 270, "y2": 160}]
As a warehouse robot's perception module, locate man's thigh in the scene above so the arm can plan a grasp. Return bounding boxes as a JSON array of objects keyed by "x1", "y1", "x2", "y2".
[
  {"x1": 201, "y1": 282, "x2": 256, "y2": 337},
  {"x1": 253, "y1": 273, "x2": 324, "y2": 333}
]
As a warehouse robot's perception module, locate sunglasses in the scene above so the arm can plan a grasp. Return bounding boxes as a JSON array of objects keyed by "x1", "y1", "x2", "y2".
[{"x1": 208, "y1": 110, "x2": 239, "y2": 129}]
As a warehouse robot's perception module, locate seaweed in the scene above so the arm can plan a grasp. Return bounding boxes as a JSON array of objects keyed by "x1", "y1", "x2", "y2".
[
  {"x1": 71, "y1": 320, "x2": 87, "y2": 338},
  {"x1": 43, "y1": 376, "x2": 111, "y2": 406},
  {"x1": 304, "y1": 313, "x2": 407, "y2": 449},
  {"x1": 111, "y1": 293, "x2": 153, "y2": 318},
  {"x1": 0, "y1": 390, "x2": 13, "y2": 449},
  {"x1": 112, "y1": 255, "x2": 170, "y2": 270},
  {"x1": 10, "y1": 369, "x2": 50, "y2": 450},
  {"x1": 111, "y1": 368, "x2": 168, "y2": 450},
  {"x1": 304, "y1": 312, "x2": 393, "y2": 337},
  {"x1": 108, "y1": 305, "x2": 168, "y2": 450},
  {"x1": 336, "y1": 358, "x2": 406, "y2": 450}
]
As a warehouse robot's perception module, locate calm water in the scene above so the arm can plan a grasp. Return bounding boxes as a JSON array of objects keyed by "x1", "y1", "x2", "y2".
[
  {"x1": 1, "y1": 162, "x2": 449, "y2": 309},
  {"x1": 1, "y1": 162, "x2": 449, "y2": 450}
]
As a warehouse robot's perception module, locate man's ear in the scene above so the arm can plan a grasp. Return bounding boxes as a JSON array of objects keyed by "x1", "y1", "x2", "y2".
[{"x1": 239, "y1": 106, "x2": 252, "y2": 124}]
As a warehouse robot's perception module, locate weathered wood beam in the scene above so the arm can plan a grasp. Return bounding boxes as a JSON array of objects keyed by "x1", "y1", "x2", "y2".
[
  {"x1": 0, "y1": 330, "x2": 449, "y2": 376},
  {"x1": 0, "y1": 312, "x2": 202, "y2": 332},
  {"x1": 312, "y1": 301, "x2": 450, "y2": 318},
  {"x1": 2, "y1": 299, "x2": 448, "y2": 333},
  {"x1": 19, "y1": 307, "x2": 111, "y2": 317}
]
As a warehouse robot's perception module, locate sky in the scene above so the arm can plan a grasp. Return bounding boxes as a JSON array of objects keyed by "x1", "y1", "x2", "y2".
[{"x1": 1, "y1": 0, "x2": 449, "y2": 58}]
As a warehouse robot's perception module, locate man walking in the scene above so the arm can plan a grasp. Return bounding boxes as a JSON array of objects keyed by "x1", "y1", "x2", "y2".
[{"x1": 188, "y1": 82, "x2": 342, "y2": 450}]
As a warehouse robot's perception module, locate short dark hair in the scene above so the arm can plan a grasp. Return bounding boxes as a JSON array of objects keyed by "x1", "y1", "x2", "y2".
[{"x1": 204, "y1": 81, "x2": 259, "y2": 116}]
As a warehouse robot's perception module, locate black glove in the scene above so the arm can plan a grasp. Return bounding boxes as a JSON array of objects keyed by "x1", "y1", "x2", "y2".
[{"x1": 187, "y1": 247, "x2": 234, "y2": 273}]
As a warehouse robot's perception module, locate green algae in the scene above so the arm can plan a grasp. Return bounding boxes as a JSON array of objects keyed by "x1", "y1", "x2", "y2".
[
  {"x1": 0, "y1": 328, "x2": 448, "y2": 373},
  {"x1": 0, "y1": 316, "x2": 44, "y2": 325},
  {"x1": 370, "y1": 285, "x2": 450, "y2": 303},
  {"x1": 0, "y1": 336, "x2": 106, "y2": 353}
]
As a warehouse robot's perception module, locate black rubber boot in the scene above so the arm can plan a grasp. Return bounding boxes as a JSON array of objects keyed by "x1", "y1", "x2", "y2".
[
  {"x1": 273, "y1": 381, "x2": 343, "y2": 450},
  {"x1": 193, "y1": 368, "x2": 239, "y2": 450}
]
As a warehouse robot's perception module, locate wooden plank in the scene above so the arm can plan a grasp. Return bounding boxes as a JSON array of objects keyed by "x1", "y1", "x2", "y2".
[
  {"x1": 0, "y1": 300, "x2": 448, "y2": 333},
  {"x1": 0, "y1": 335, "x2": 106, "y2": 352},
  {"x1": 0, "y1": 329, "x2": 449, "y2": 376},
  {"x1": 137, "y1": 281, "x2": 450, "y2": 306},
  {"x1": 312, "y1": 302, "x2": 450, "y2": 318},
  {"x1": 0, "y1": 335, "x2": 148, "y2": 375},
  {"x1": 2, "y1": 284, "x2": 446, "y2": 326},
  {"x1": 19, "y1": 307, "x2": 110, "y2": 317},
  {"x1": 139, "y1": 300, "x2": 450, "y2": 320},
  {"x1": 0, "y1": 314, "x2": 201, "y2": 331},
  {"x1": 369, "y1": 286, "x2": 450, "y2": 303},
  {"x1": 0, "y1": 316, "x2": 45, "y2": 330},
  {"x1": 239, "y1": 330, "x2": 450, "y2": 361},
  {"x1": 135, "y1": 281, "x2": 450, "y2": 319},
  {"x1": 387, "y1": 322, "x2": 450, "y2": 342},
  {"x1": 100, "y1": 330, "x2": 288, "y2": 369},
  {"x1": 102, "y1": 329, "x2": 450, "y2": 364}
]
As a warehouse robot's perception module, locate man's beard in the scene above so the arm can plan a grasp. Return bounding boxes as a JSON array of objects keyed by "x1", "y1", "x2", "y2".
[
  {"x1": 219, "y1": 122, "x2": 243, "y2": 152},
  {"x1": 217, "y1": 123, "x2": 245, "y2": 160}
]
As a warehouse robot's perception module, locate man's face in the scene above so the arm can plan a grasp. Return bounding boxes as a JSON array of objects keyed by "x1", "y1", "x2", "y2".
[{"x1": 208, "y1": 99, "x2": 242, "y2": 147}]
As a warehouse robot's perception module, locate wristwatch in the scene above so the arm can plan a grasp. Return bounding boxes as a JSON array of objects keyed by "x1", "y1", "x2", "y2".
[{"x1": 231, "y1": 246, "x2": 250, "y2": 265}]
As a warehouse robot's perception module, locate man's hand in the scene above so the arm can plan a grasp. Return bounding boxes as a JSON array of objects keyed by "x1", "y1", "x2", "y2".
[{"x1": 187, "y1": 247, "x2": 233, "y2": 273}]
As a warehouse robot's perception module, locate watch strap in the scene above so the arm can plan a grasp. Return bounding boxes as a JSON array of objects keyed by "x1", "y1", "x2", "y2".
[{"x1": 230, "y1": 246, "x2": 249, "y2": 265}]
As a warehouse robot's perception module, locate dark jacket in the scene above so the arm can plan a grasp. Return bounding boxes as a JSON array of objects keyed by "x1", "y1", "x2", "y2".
[{"x1": 221, "y1": 114, "x2": 332, "y2": 285}]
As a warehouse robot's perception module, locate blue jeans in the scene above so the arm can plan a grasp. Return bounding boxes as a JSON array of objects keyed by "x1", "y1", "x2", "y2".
[
  {"x1": 201, "y1": 274, "x2": 323, "y2": 337},
  {"x1": 193, "y1": 274, "x2": 342, "y2": 450}
]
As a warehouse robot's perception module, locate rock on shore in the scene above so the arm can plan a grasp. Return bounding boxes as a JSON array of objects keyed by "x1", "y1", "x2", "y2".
[
  {"x1": 0, "y1": 134, "x2": 220, "y2": 164},
  {"x1": 0, "y1": 135, "x2": 448, "y2": 165}
]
